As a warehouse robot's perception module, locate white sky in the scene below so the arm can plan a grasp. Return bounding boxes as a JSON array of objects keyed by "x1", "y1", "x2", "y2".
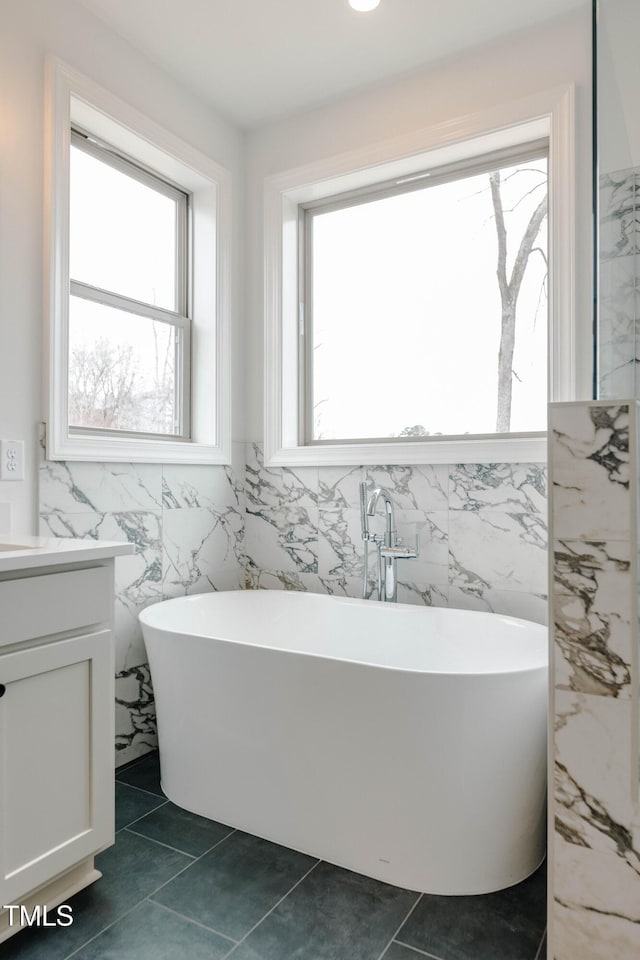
[{"x1": 312, "y1": 159, "x2": 548, "y2": 440}]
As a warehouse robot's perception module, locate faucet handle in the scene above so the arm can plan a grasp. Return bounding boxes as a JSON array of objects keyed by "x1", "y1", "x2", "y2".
[{"x1": 379, "y1": 534, "x2": 420, "y2": 560}]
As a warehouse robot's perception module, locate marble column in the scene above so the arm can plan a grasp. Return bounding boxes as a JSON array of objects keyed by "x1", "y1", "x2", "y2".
[{"x1": 549, "y1": 400, "x2": 640, "y2": 958}]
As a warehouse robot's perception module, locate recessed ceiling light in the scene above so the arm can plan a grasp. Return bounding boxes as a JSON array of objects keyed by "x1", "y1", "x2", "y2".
[{"x1": 349, "y1": 0, "x2": 381, "y2": 11}]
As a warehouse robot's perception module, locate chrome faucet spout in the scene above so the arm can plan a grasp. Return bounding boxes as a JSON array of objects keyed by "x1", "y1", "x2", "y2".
[
  {"x1": 366, "y1": 486, "x2": 396, "y2": 545},
  {"x1": 360, "y1": 482, "x2": 420, "y2": 604}
]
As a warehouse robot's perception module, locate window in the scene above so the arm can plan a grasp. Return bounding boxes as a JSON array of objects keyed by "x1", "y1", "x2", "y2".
[
  {"x1": 264, "y1": 88, "x2": 578, "y2": 466},
  {"x1": 45, "y1": 58, "x2": 232, "y2": 464},
  {"x1": 301, "y1": 145, "x2": 548, "y2": 444},
  {"x1": 69, "y1": 130, "x2": 190, "y2": 439}
]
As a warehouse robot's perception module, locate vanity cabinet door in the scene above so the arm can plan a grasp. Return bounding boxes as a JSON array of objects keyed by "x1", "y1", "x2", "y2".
[{"x1": 0, "y1": 630, "x2": 113, "y2": 905}]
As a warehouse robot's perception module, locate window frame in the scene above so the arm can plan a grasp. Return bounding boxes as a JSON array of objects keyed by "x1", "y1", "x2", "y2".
[
  {"x1": 264, "y1": 86, "x2": 579, "y2": 466},
  {"x1": 299, "y1": 139, "x2": 549, "y2": 447},
  {"x1": 69, "y1": 127, "x2": 192, "y2": 440},
  {"x1": 45, "y1": 58, "x2": 232, "y2": 464}
]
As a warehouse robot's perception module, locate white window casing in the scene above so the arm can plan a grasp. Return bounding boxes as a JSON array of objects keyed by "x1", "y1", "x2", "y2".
[
  {"x1": 44, "y1": 57, "x2": 232, "y2": 464},
  {"x1": 264, "y1": 85, "x2": 577, "y2": 466}
]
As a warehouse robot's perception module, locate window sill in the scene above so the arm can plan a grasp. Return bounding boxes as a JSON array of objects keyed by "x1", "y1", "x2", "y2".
[
  {"x1": 265, "y1": 434, "x2": 547, "y2": 467},
  {"x1": 47, "y1": 431, "x2": 231, "y2": 465}
]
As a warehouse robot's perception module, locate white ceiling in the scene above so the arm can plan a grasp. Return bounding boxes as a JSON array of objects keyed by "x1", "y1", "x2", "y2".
[{"x1": 78, "y1": 0, "x2": 585, "y2": 129}]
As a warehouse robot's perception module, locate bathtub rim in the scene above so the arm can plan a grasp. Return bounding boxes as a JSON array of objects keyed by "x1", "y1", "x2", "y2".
[{"x1": 139, "y1": 589, "x2": 548, "y2": 679}]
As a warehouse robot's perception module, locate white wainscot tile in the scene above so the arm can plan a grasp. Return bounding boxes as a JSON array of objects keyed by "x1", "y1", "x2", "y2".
[
  {"x1": 364, "y1": 464, "x2": 448, "y2": 512},
  {"x1": 244, "y1": 569, "x2": 312, "y2": 592},
  {"x1": 553, "y1": 838, "x2": 640, "y2": 960},
  {"x1": 318, "y1": 507, "x2": 365, "y2": 579},
  {"x1": 245, "y1": 442, "x2": 317, "y2": 510},
  {"x1": 244, "y1": 506, "x2": 318, "y2": 578},
  {"x1": 318, "y1": 466, "x2": 365, "y2": 511},
  {"x1": 551, "y1": 403, "x2": 631, "y2": 540},
  {"x1": 448, "y1": 585, "x2": 547, "y2": 624},
  {"x1": 397, "y1": 509, "x2": 448, "y2": 586},
  {"x1": 598, "y1": 338, "x2": 638, "y2": 400},
  {"x1": 449, "y1": 462, "x2": 547, "y2": 513},
  {"x1": 448, "y1": 509, "x2": 547, "y2": 595},
  {"x1": 555, "y1": 690, "x2": 637, "y2": 854},
  {"x1": 396, "y1": 582, "x2": 449, "y2": 607},
  {"x1": 598, "y1": 255, "x2": 637, "y2": 341},
  {"x1": 114, "y1": 664, "x2": 157, "y2": 765},
  {"x1": 39, "y1": 510, "x2": 162, "y2": 558},
  {"x1": 598, "y1": 169, "x2": 638, "y2": 261},
  {"x1": 39, "y1": 461, "x2": 162, "y2": 515},
  {"x1": 162, "y1": 463, "x2": 243, "y2": 511},
  {"x1": 553, "y1": 539, "x2": 632, "y2": 697},
  {"x1": 162, "y1": 505, "x2": 245, "y2": 598},
  {"x1": 114, "y1": 554, "x2": 163, "y2": 673}
]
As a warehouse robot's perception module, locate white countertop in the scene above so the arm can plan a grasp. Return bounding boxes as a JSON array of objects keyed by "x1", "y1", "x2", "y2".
[{"x1": 0, "y1": 535, "x2": 135, "y2": 573}]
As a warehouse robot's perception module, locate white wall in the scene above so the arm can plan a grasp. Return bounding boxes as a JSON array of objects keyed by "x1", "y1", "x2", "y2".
[
  {"x1": 244, "y1": 8, "x2": 593, "y2": 443},
  {"x1": 598, "y1": 0, "x2": 640, "y2": 172},
  {"x1": 0, "y1": 0, "x2": 245, "y2": 535},
  {"x1": 0, "y1": 3, "x2": 594, "y2": 530}
]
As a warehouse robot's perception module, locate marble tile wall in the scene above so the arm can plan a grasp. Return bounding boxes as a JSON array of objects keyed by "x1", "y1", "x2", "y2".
[
  {"x1": 243, "y1": 443, "x2": 548, "y2": 624},
  {"x1": 550, "y1": 401, "x2": 640, "y2": 959},
  {"x1": 599, "y1": 169, "x2": 639, "y2": 398},
  {"x1": 38, "y1": 446, "x2": 246, "y2": 766},
  {"x1": 38, "y1": 440, "x2": 548, "y2": 767}
]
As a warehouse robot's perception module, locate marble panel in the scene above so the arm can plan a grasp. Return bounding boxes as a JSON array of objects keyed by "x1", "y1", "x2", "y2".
[
  {"x1": 244, "y1": 505, "x2": 318, "y2": 577},
  {"x1": 449, "y1": 509, "x2": 547, "y2": 596},
  {"x1": 364, "y1": 463, "x2": 448, "y2": 511},
  {"x1": 448, "y1": 585, "x2": 548, "y2": 624},
  {"x1": 318, "y1": 506, "x2": 365, "y2": 579},
  {"x1": 162, "y1": 505, "x2": 244, "y2": 597},
  {"x1": 245, "y1": 442, "x2": 317, "y2": 510},
  {"x1": 449, "y1": 462, "x2": 547, "y2": 514},
  {"x1": 599, "y1": 170, "x2": 638, "y2": 261},
  {"x1": 318, "y1": 465, "x2": 365, "y2": 512},
  {"x1": 599, "y1": 255, "x2": 637, "y2": 340},
  {"x1": 553, "y1": 539, "x2": 632, "y2": 697},
  {"x1": 162, "y1": 462, "x2": 242, "y2": 511},
  {"x1": 550, "y1": 404, "x2": 631, "y2": 541},
  {"x1": 553, "y1": 841, "x2": 640, "y2": 960},
  {"x1": 555, "y1": 690, "x2": 637, "y2": 850},
  {"x1": 396, "y1": 581, "x2": 449, "y2": 607},
  {"x1": 115, "y1": 664, "x2": 157, "y2": 765},
  {"x1": 39, "y1": 460, "x2": 162, "y2": 515},
  {"x1": 598, "y1": 337, "x2": 637, "y2": 400}
]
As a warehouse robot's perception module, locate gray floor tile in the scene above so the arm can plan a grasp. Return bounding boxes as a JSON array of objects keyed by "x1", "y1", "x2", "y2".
[
  {"x1": 129, "y1": 801, "x2": 234, "y2": 857},
  {"x1": 535, "y1": 930, "x2": 547, "y2": 959},
  {"x1": 396, "y1": 862, "x2": 546, "y2": 960},
  {"x1": 70, "y1": 900, "x2": 233, "y2": 960},
  {"x1": 115, "y1": 782, "x2": 167, "y2": 831},
  {"x1": 0, "y1": 830, "x2": 193, "y2": 960},
  {"x1": 227, "y1": 860, "x2": 419, "y2": 960},
  {"x1": 384, "y1": 944, "x2": 438, "y2": 960},
  {"x1": 151, "y1": 831, "x2": 317, "y2": 941},
  {"x1": 115, "y1": 752, "x2": 164, "y2": 797}
]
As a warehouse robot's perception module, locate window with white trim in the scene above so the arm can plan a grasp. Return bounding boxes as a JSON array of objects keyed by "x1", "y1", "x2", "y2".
[
  {"x1": 300, "y1": 143, "x2": 548, "y2": 444},
  {"x1": 45, "y1": 59, "x2": 232, "y2": 464},
  {"x1": 69, "y1": 129, "x2": 191, "y2": 439}
]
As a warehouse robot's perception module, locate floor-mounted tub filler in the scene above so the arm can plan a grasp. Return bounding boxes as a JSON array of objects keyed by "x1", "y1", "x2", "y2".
[{"x1": 139, "y1": 590, "x2": 547, "y2": 896}]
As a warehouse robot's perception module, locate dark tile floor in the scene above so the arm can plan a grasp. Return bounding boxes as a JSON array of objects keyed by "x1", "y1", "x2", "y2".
[{"x1": 4, "y1": 752, "x2": 547, "y2": 960}]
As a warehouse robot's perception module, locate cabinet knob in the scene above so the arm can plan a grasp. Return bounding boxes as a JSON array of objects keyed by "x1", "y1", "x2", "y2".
[{"x1": 0, "y1": 684, "x2": 5, "y2": 698}]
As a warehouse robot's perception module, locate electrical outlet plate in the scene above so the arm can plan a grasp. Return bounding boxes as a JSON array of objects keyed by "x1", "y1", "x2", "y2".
[{"x1": 1, "y1": 440, "x2": 25, "y2": 481}]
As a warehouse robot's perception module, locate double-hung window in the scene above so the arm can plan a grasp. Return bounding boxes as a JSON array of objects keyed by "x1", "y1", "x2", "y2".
[
  {"x1": 45, "y1": 58, "x2": 232, "y2": 464},
  {"x1": 300, "y1": 144, "x2": 548, "y2": 444},
  {"x1": 264, "y1": 90, "x2": 578, "y2": 466},
  {"x1": 69, "y1": 129, "x2": 190, "y2": 439}
]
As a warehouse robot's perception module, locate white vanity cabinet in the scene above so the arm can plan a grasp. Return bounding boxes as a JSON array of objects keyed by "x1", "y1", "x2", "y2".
[{"x1": 0, "y1": 538, "x2": 133, "y2": 943}]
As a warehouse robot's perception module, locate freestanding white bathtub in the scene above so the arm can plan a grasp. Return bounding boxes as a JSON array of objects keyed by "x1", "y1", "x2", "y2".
[{"x1": 139, "y1": 590, "x2": 547, "y2": 895}]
